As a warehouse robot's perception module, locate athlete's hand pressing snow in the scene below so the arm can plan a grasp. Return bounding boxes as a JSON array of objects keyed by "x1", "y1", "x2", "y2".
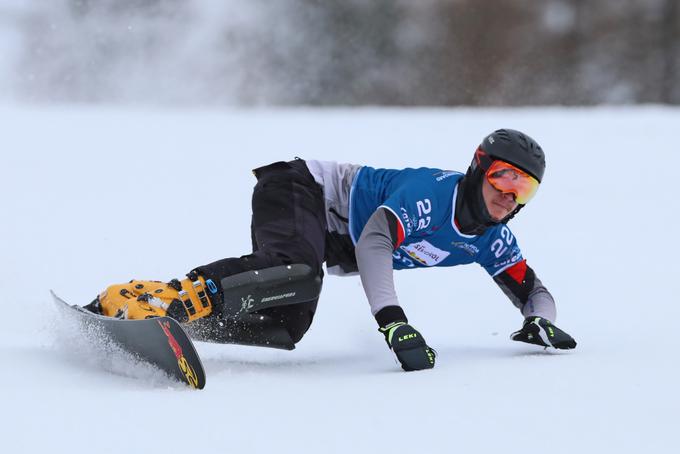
[
  {"x1": 511, "y1": 316, "x2": 577, "y2": 350},
  {"x1": 379, "y1": 322, "x2": 436, "y2": 371}
]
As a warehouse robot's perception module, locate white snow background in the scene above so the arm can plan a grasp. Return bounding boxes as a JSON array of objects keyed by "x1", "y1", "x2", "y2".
[{"x1": 1, "y1": 104, "x2": 678, "y2": 453}]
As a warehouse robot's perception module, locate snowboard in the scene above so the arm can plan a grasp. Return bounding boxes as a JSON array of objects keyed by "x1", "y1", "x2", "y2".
[{"x1": 51, "y1": 291, "x2": 206, "y2": 389}]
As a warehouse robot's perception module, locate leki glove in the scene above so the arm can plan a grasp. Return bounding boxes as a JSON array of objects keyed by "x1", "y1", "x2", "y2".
[
  {"x1": 379, "y1": 322, "x2": 436, "y2": 371},
  {"x1": 510, "y1": 316, "x2": 577, "y2": 350}
]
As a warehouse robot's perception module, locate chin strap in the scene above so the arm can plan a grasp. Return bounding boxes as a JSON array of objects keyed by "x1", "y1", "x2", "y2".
[{"x1": 499, "y1": 203, "x2": 524, "y2": 224}]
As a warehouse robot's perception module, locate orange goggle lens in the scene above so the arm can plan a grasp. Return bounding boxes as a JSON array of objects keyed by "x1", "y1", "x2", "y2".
[{"x1": 485, "y1": 160, "x2": 539, "y2": 204}]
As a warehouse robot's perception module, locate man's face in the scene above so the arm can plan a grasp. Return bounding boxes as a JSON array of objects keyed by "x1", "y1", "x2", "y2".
[{"x1": 481, "y1": 176, "x2": 518, "y2": 221}]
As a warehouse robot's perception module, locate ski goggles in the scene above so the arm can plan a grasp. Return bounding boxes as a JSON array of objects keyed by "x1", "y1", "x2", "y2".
[{"x1": 485, "y1": 159, "x2": 540, "y2": 204}]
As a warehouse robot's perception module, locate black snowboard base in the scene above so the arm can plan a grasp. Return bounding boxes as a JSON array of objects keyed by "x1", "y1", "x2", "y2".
[{"x1": 52, "y1": 291, "x2": 206, "y2": 389}]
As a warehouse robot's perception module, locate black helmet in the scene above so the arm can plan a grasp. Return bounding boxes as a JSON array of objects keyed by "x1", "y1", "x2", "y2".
[
  {"x1": 455, "y1": 129, "x2": 545, "y2": 235},
  {"x1": 476, "y1": 129, "x2": 545, "y2": 182}
]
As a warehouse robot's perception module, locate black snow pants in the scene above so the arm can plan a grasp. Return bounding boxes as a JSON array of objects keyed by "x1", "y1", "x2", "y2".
[{"x1": 195, "y1": 159, "x2": 327, "y2": 345}]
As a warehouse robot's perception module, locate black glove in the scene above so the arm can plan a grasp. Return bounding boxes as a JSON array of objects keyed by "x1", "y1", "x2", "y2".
[
  {"x1": 511, "y1": 316, "x2": 577, "y2": 350},
  {"x1": 379, "y1": 322, "x2": 436, "y2": 371}
]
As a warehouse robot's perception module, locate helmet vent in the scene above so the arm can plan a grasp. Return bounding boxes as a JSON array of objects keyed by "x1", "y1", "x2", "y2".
[{"x1": 495, "y1": 129, "x2": 512, "y2": 143}]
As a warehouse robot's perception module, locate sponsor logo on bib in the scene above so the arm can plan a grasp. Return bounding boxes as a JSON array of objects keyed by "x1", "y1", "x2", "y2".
[
  {"x1": 451, "y1": 242, "x2": 480, "y2": 256},
  {"x1": 400, "y1": 240, "x2": 450, "y2": 266}
]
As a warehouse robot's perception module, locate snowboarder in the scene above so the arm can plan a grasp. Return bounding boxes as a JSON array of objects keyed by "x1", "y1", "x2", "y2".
[{"x1": 89, "y1": 128, "x2": 577, "y2": 371}]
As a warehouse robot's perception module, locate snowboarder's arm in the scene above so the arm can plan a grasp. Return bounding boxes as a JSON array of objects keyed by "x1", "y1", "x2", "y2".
[
  {"x1": 356, "y1": 208, "x2": 436, "y2": 370},
  {"x1": 495, "y1": 260, "x2": 577, "y2": 349},
  {"x1": 355, "y1": 208, "x2": 402, "y2": 316},
  {"x1": 493, "y1": 259, "x2": 557, "y2": 321}
]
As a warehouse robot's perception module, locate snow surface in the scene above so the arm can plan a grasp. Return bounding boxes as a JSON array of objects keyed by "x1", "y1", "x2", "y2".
[{"x1": 1, "y1": 104, "x2": 678, "y2": 453}]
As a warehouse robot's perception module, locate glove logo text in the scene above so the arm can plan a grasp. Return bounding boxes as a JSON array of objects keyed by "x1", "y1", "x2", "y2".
[{"x1": 399, "y1": 333, "x2": 418, "y2": 342}]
